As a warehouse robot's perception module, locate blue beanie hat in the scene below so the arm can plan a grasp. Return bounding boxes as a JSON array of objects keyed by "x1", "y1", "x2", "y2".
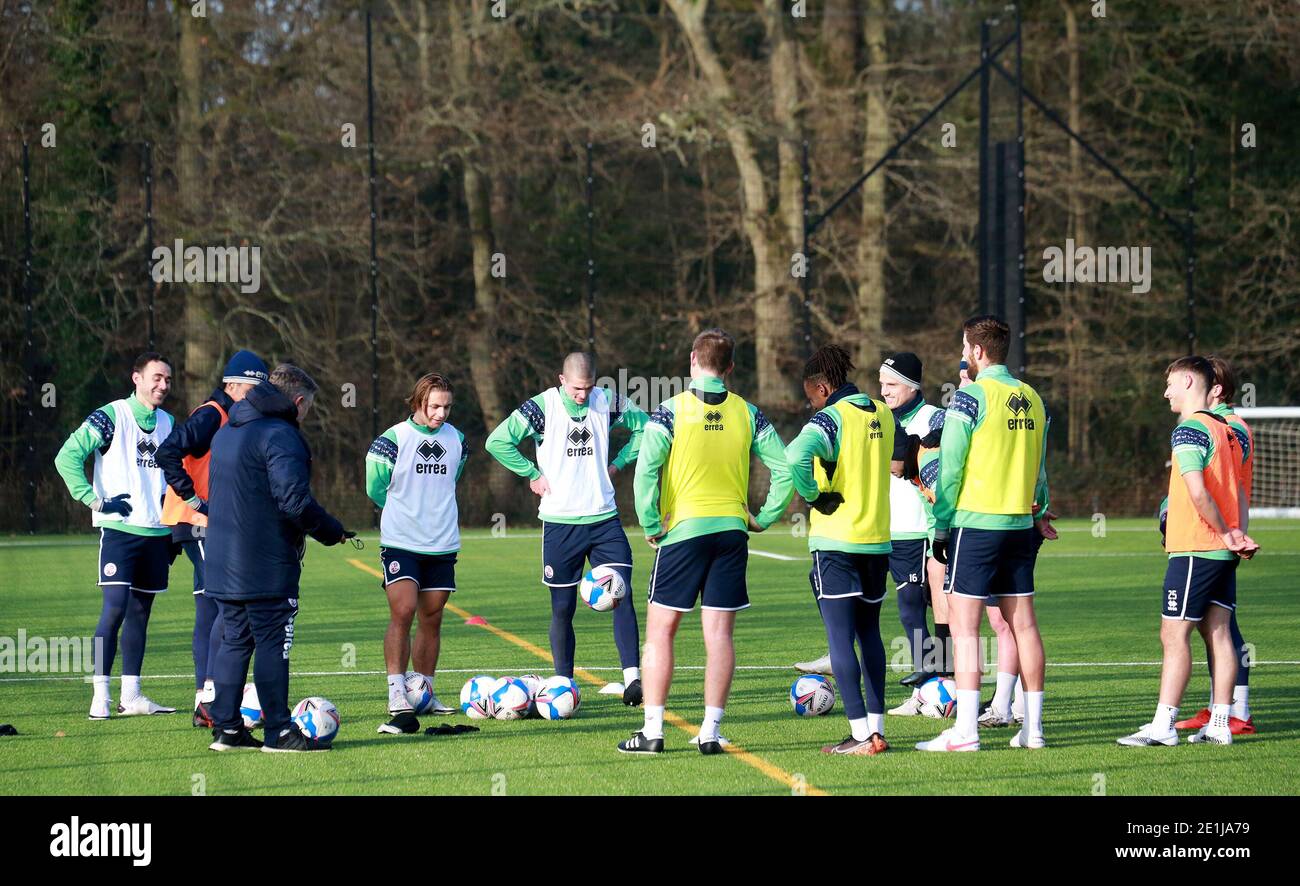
[{"x1": 222, "y1": 350, "x2": 270, "y2": 385}]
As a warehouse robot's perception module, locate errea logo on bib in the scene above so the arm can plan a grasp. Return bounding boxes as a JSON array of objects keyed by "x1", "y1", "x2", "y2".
[
  {"x1": 1005, "y1": 394, "x2": 1036, "y2": 431},
  {"x1": 416, "y1": 439, "x2": 448, "y2": 475},
  {"x1": 566, "y1": 425, "x2": 594, "y2": 457},
  {"x1": 704, "y1": 410, "x2": 724, "y2": 431}
]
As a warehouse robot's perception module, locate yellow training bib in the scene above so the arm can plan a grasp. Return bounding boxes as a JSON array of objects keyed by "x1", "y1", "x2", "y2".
[
  {"x1": 659, "y1": 391, "x2": 753, "y2": 531},
  {"x1": 811, "y1": 397, "x2": 893, "y2": 545},
  {"x1": 954, "y1": 377, "x2": 1045, "y2": 515}
]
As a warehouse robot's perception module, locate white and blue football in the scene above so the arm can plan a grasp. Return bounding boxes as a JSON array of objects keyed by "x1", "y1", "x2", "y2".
[
  {"x1": 535, "y1": 675, "x2": 581, "y2": 720},
  {"x1": 579, "y1": 565, "x2": 627, "y2": 612},
  {"x1": 491, "y1": 677, "x2": 533, "y2": 721},
  {"x1": 918, "y1": 676, "x2": 957, "y2": 718},
  {"x1": 240, "y1": 683, "x2": 262, "y2": 729},
  {"x1": 790, "y1": 674, "x2": 835, "y2": 716},
  {"x1": 291, "y1": 696, "x2": 340, "y2": 741},
  {"x1": 403, "y1": 672, "x2": 434, "y2": 714},
  {"x1": 460, "y1": 675, "x2": 496, "y2": 719}
]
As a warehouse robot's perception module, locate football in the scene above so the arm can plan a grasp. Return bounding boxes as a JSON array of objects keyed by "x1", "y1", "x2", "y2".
[
  {"x1": 535, "y1": 675, "x2": 581, "y2": 720},
  {"x1": 579, "y1": 564, "x2": 627, "y2": 612},
  {"x1": 491, "y1": 677, "x2": 533, "y2": 720},
  {"x1": 240, "y1": 683, "x2": 262, "y2": 729},
  {"x1": 292, "y1": 696, "x2": 340, "y2": 741},
  {"x1": 918, "y1": 676, "x2": 958, "y2": 718},
  {"x1": 790, "y1": 674, "x2": 836, "y2": 716},
  {"x1": 460, "y1": 675, "x2": 497, "y2": 719},
  {"x1": 403, "y1": 672, "x2": 434, "y2": 714}
]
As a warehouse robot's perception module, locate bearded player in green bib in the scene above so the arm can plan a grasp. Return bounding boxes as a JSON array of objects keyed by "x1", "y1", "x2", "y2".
[{"x1": 918, "y1": 316, "x2": 1050, "y2": 752}]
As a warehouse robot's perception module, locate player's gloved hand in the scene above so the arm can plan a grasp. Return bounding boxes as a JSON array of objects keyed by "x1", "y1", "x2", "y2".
[
  {"x1": 97, "y1": 493, "x2": 133, "y2": 517},
  {"x1": 931, "y1": 529, "x2": 950, "y2": 565},
  {"x1": 810, "y1": 491, "x2": 844, "y2": 515},
  {"x1": 1157, "y1": 501, "x2": 1168, "y2": 548}
]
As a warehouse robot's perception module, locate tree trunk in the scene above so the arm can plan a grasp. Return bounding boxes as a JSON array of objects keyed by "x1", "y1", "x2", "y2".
[
  {"x1": 178, "y1": 3, "x2": 215, "y2": 408},
  {"x1": 1062, "y1": 0, "x2": 1090, "y2": 466},
  {"x1": 855, "y1": 0, "x2": 888, "y2": 377},
  {"x1": 447, "y1": 0, "x2": 511, "y2": 506},
  {"x1": 666, "y1": 0, "x2": 796, "y2": 411}
]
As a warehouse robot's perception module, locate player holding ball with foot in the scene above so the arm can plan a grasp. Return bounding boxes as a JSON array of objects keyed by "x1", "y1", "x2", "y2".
[{"x1": 368, "y1": 373, "x2": 467, "y2": 734}]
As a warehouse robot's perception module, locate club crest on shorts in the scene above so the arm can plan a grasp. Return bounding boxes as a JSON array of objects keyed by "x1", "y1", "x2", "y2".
[
  {"x1": 103, "y1": 562, "x2": 117, "y2": 577},
  {"x1": 544, "y1": 564, "x2": 554, "y2": 580},
  {"x1": 389, "y1": 560, "x2": 401, "y2": 574}
]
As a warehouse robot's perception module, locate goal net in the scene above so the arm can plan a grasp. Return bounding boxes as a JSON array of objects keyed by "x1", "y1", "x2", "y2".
[{"x1": 1238, "y1": 407, "x2": 1300, "y2": 518}]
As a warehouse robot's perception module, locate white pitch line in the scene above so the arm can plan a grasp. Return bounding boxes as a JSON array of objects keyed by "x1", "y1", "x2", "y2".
[
  {"x1": 749, "y1": 548, "x2": 800, "y2": 561},
  {"x1": 6, "y1": 660, "x2": 1300, "y2": 684}
]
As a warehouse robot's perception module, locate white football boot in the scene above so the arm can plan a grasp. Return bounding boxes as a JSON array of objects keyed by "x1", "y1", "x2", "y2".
[
  {"x1": 388, "y1": 687, "x2": 414, "y2": 716},
  {"x1": 888, "y1": 693, "x2": 924, "y2": 716},
  {"x1": 978, "y1": 705, "x2": 1015, "y2": 728},
  {"x1": 116, "y1": 695, "x2": 176, "y2": 716},
  {"x1": 794, "y1": 654, "x2": 834, "y2": 676},
  {"x1": 1187, "y1": 724, "x2": 1232, "y2": 745},
  {"x1": 915, "y1": 727, "x2": 980, "y2": 752},
  {"x1": 1116, "y1": 723, "x2": 1178, "y2": 747},
  {"x1": 1009, "y1": 728, "x2": 1046, "y2": 748},
  {"x1": 89, "y1": 696, "x2": 113, "y2": 720},
  {"x1": 425, "y1": 694, "x2": 455, "y2": 715}
]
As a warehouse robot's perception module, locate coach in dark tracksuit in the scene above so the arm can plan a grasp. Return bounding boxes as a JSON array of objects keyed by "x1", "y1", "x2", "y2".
[{"x1": 204, "y1": 364, "x2": 349, "y2": 753}]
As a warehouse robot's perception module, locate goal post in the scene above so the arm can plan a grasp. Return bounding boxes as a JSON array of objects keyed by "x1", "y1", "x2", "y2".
[{"x1": 1237, "y1": 407, "x2": 1300, "y2": 518}]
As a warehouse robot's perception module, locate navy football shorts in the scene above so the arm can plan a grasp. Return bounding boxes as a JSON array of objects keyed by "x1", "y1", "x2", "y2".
[
  {"x1": 813, "y1": 550, "x2": 890, "y2": 603},
  {"x1": 647, "y1": 530, "x2": 748, "y2": 612},
  {"x1": 380, "y1": 547, "x2": 457, "y2": 593},
  {"x1": 943, "y1": 526, "x2": 1039, "y2": 601},
  {"x1": 541, "y1": 515, "x2": 633, "y2": 587},
  {"x1": 888, "y1": 538, "x2": 928, "y2": 587},
  {"x1": 1162, "y1": 555, "x2": 1236, "y2": 621},
  {"x1": 98, "y1": 528, "x2": 171, "y2": 593}
]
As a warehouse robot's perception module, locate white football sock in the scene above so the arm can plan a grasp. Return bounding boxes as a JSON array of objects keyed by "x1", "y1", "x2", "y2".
[
  {"x1": 92, "y1": 676, "x2": 110, "y2": 702},
  {"x1": 194, "y1": 689, "x2": 204, "y2": 706},
  {"x1": 700, "y1": 705, "x2": 724, "y2": 741},
  {"x1": 866, "y1": 712, "x2": 885, "y2": 739},
  {"x1": 849, "y1": 716, "x2": 870, "y2": 742},
  {"x1": 1209, "y1": 703, "x2": 1230, "y2": 731},
  {"x1": 1153, "y1": 703, "x2": 1178, "y2": 736},
  {"x1": 623, "y1": 666, "x2": 641, "y2": 685},
  {"x1": 120, "y1": 675, "x2": 141, "y2": 702},
  {"x1": 956, "y1": 689, "x2": 980, "y2": 737},
  {"x1": 386, "y1": 673, "x2": 404, "y2": 695},
  {"x1": 1231, "y1": 686, "x2": 1249, "y2": 721},
  {"x1": 992, "y1": 672, "x2": 1016, "y2": 715},
  {"x1": 1024, "y1": 690, "x2": 1044, "y2": 736},
  {"x1": 642, "y1": 705, "x2": 665, "y2": 740},
  {"x1": 202, "y1": 679, "x2": 215, "y2": 703}
]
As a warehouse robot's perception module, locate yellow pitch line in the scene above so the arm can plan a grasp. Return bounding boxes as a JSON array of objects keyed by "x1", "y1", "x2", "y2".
[{"x1": 346, "y1": 558, "x2": 826, "y2": 795}]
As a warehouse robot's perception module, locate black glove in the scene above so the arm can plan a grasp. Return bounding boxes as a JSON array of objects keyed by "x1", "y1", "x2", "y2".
[
  {"x1": 425, "y1": 723, "x2": 480, "y2": 736},
  {"x1": 98, "y1": 493, "x2": 133, "y2": 517},
  {"x1": 0, "y1": 724, "x2": 18, "y2": 736},
  {"x1": 903, "y1": 434, "x2": 922, "y2": 481},
  {"x1": 931, "y1": 530, "x2": 950, "y2": 565},
  {"x1": 810, "y1": 491, "x2": 844, "y2": 515},
  {"x1": 1158, "y1": 510, "x2": 1167, "y2": 549}
]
